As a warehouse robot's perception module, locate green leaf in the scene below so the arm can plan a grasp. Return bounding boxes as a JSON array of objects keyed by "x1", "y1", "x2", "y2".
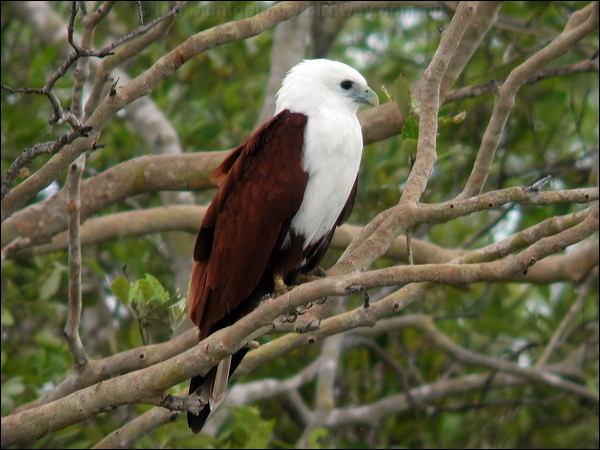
[
  {"x1": 1, "y1": 376, "x2": 25, "y2": 397},
  {"x1": 168, "y1": 294, "x2": 188, "y2": 330},
  {"x1": 439, "y1": 110, "x2": 466, "y2": 125},
  {"x1": 220, "y1": 406, "x2": 275, "y2": 449},
  {"x1": 1, "y1": 306, "x2": 15, "y2": 326},
  {"x1": 1, "y1": 376, "x2": 25, "y2": 412},
  {"x1": 143, "y1": 273, "x2": 168, "y2": 303},
  {"x1": 130, "y1": 278, "x2": 155, "y2": 306},
  {"x1": 391, "y1": 72, "x2": 413, "y2": 119},
  {"x1": 401, "y1": 114, "x2": 419, "y2": 141},
  {"x1": 307, "y1": 427, "x2": 329, "y2": 449},
  {"x1": 241, "y1": 419, "x2": 274, "y2": 450},
  {"x1": 38, "y1": 266, "x2": 62, "y2": 301},
  {"x1": 110, "y1": 276, "x2": 131, "y2": 306},
  {"x1": 402, "y1": 138, "x2": 418, "y2": 158}
]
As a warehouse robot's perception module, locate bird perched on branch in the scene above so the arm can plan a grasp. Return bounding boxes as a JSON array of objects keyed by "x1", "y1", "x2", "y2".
[{"x1": 187, "y1": 59, "x2": 379, "y2": 432}]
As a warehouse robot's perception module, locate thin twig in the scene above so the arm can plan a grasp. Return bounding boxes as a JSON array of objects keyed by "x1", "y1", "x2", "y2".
[
  {"x1": 443, "y1": 58, "x2": 599, "y2": 105},
  {"x1": 296, "y1": 333, "x2": 344, "y2": 448},
  {"x1": 64, "y1": 154, "x2": 89, "y2": 368},
  {"x1": 457, "y1": 4, "x2": 599, "y2": 199},
  {"x1": 70, "y1": 1, "x2": 116, "y2": 119},
  {"x1": 84, "y1": 3, "x2": 177, "y2": 119},
  {"x1": 0, "y1": 126, "x2": 92, "y2": 201},
  {"x1": 1, "y1": 1, "x2": 312, "y2": 224},
  {"x1": 536, "y1": 267, "x2": 598, "y2": 366},
  {"x1": 79, "y1": 1, "x2": 191, "y2": 58},
  {"x1": 0, "y1": 1, "x2": 190, "y2": 205}
]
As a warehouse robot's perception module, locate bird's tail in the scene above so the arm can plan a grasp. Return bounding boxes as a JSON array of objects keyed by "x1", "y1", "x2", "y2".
[
  {"x1": 187, "y1": 371, "x2": 212, "y2": 433},
  {"x1": 187, "y1": 348, "x2": 249, "y2": 433},
  {"x1": 187, "y1": 362, "x2": 225, "y2": 433}
]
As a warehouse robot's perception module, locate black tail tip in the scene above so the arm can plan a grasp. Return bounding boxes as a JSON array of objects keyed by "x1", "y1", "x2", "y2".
[{"x1": 187, "y1": 405, "x2": 211, "y2": 433}]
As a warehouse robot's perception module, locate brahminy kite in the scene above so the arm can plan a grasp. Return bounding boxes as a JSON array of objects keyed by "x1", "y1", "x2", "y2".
[{"x1": 187, "y1": 59, "x2": 379, "y2": 432}]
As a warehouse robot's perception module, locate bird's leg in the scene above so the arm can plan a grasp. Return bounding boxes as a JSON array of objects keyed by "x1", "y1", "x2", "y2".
[
  {"x1": 273, "y1": 274, "x2": 299, "y2": 323},
  {"x1": 280, "y1": 310, "x2": 298, "y2": 323},
  {"x1": 273, "y1": 274, "x2": 289, "y2": 298},
  {"x1": 293, "y1": 266, "x2": 327, "y2": 285},
  {"x1": 274, "y1": 268, "x2": 328, "y2": 322},
  {"x1": 293, "y1": 267, "x2": 328, "y2": 309}
]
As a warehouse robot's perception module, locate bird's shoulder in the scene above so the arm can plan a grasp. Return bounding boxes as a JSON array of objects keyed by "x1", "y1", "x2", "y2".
[{"x1": 210, "y1": 110, "x2": 308, "y2": 187}]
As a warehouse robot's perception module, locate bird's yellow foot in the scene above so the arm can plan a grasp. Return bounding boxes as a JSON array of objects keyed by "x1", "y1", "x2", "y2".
[
  {"x1": 274, "y1": 269, "x2": 328, "y2": 322},
  {"x1": 273, "y1": 274, "x2": 290, "y2": 297},
  {"x1": 293, "y1": 266, "x2": 328, "y2": 285}
]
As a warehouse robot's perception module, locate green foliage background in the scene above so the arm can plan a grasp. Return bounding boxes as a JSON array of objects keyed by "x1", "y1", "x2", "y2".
[{"x1": 1, "y1": 1, "x2": 598, "y2": 449}]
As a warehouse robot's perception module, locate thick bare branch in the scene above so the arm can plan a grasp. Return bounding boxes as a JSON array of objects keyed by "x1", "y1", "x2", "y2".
[
  {"x1": 332, "y1": 2, "x2": 476, "y2": 280},
  {"x1": 3, "y1": 202, "x2": 596, "y2": 445},
  {"x1": 7, "y1": 203, "x2": 597, "y2": 286},
  {"x1": 0, "y1": 152, "x2": 226, "y2": 248},
  {"x1": 12, "y1": 329, "x2": 196, "y2": 414}
]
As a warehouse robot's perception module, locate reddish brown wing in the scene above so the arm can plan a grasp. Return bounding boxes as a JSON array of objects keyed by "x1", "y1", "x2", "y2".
[{"x1": 188, "y1": 111, "x2": 309, "y2": 339}]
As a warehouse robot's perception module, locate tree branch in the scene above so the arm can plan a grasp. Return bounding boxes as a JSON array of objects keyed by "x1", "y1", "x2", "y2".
[
  {"x1": 1, "y1": 152, "x2": 226, "y2": 248},
  {"x1": 1, "y1": 1, "x2": 315, "y2": 223},
  {"x1": 296, "y1": 332, "x2": 344, "y2": 447},
  {"x1": 3, "y1": 203, "x2": 596, "y2": 445},
  {"x1": 442, "y1": 58, "x2": 600, "y2": 105},
  {"x1": 64, "y1": 155, "x2": 89, "y2": 368},
  {"x1": 440, "y1": 1, "x2": 503, "y2": 98},
  {"x1": 245, "y1": 203, "x2": 598, "y2": 358},
  {"x1": 332, "y1": 2, "x2": 476, "y2": 281},
  {"x1": 536, "y1": 267, "x2": 599, "y2": 366},
  {"x1": 458, "y1": 2, "x2": 599, "y2": 199},
  {"x1": 84, "y1": 3, "x2": 178, "y2": 119},
  {"x1": 11, "y1": 328, "x2": 196, "y2": 414}
]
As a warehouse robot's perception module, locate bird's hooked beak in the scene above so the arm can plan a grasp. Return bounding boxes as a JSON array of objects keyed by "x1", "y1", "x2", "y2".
[{"x1": 356, "y1": 86, "x2": 379, "y2": 107}]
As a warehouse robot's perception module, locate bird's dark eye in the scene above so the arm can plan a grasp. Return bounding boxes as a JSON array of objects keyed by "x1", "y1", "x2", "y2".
[{"x1": 340, "y1": 80, "x2": 353, "y2": 90}]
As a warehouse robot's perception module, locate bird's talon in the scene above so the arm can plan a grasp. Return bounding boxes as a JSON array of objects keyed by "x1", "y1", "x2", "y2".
[{"x1": 280, "y1": 311, "x2": 298, "y2": 323}]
